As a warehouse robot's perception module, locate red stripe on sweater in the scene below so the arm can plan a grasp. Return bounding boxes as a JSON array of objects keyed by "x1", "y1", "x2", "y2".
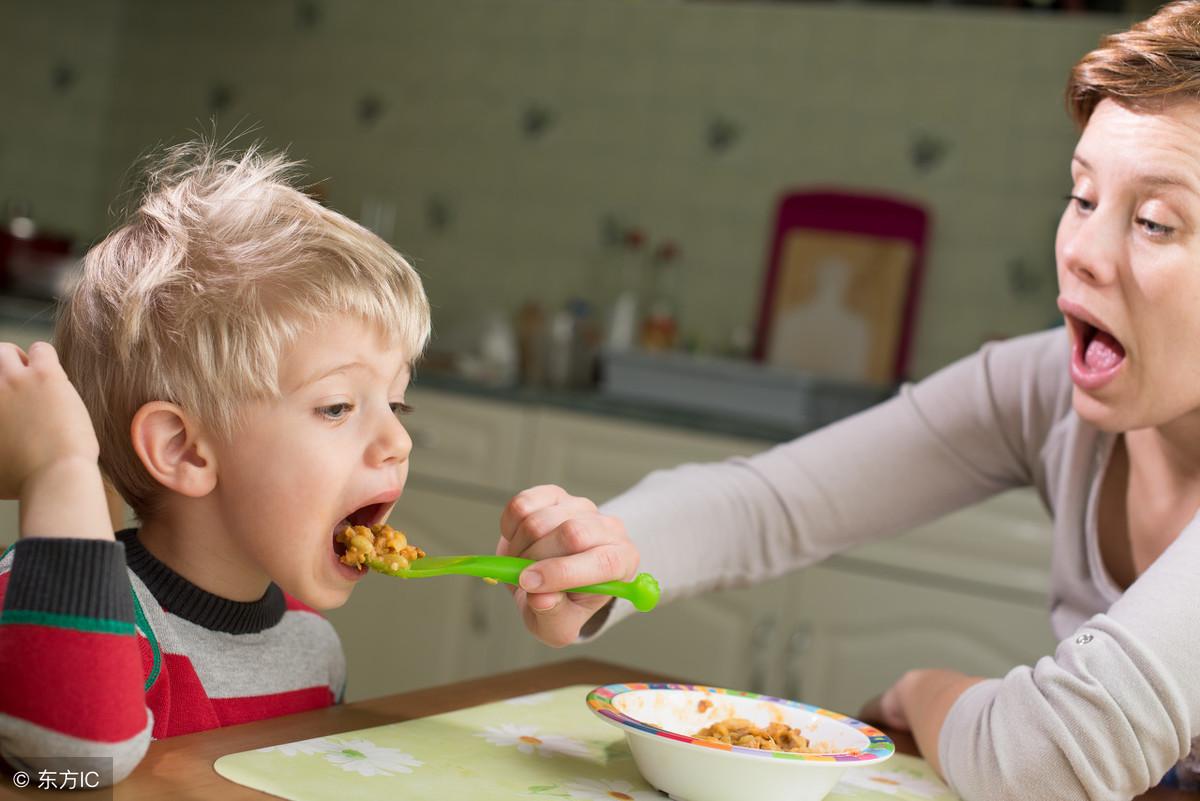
[
  {"x1": 211, "y1": 685, "x2": 334, "y2": 727},
  {"x1": 283, "y1": 593, "x2": 320, "y2": 615},
  {"x1": 146, "y1": 653, "x2": 219, "y2": 737},
  {"x1": 0, "y1": 624, "x2": 147, "y2": 741},
  {"x1": 0, "y1": 571, "x2": 9, "y2": 603}
]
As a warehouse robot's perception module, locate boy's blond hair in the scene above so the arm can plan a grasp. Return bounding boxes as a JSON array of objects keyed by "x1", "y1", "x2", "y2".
[{"x1": 56, "y1": 139, "x2": 431, "y2": 518}]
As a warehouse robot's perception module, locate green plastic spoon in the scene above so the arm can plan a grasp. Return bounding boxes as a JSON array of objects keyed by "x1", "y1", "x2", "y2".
[{"x1": 367, "y1": 555, "x2": 661, "y2": 612}]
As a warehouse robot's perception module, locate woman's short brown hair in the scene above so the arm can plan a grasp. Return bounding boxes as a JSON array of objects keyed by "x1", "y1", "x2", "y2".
[{"x1": 1068, "y1": 0, "x2": 1200, "y2": 127}]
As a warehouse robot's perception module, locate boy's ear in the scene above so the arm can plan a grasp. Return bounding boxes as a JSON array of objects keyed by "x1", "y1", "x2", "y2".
[{"x1": 130, "y1": 402, "x2": 218, "y2": 498}]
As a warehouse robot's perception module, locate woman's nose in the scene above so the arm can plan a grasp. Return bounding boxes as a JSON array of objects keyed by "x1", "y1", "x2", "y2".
[
  {"x1": 1059, "y1": 213, "x2": 1120, "y2": 286},
  {"x1": 368, "y1": 412, "x2": 412, "y2": 467}
]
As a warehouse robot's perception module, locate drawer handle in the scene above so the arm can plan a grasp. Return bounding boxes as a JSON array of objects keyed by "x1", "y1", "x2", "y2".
[
  {"x1": 748, "y1": 614, "x2": 776, "y2": 693},
  {"x1": 784, "y1": 625, "x2": 810, "y2": 701},
  {"x1": 469, "y1": 582, "x2": 490, "y2": 636}
]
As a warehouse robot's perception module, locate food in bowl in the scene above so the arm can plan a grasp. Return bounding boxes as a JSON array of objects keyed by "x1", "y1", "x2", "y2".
[
  {"x1": 587, "y1": 683, "x2": 893, "y2": 801},
  {"x1": 693, "y1": 717, "x2": 826, "y2": 753},
  {"x1": 335, "y1": 523, "x2": 425, "y2": 571}
]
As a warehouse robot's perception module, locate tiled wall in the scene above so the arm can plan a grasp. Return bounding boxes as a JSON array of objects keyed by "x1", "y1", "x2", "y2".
[
  {"x1": 0, "y1": 0, "x2": 127, "y2": 243},
  {"x1": 4, "y1": 0, "x2": 1126, "y2": 378}
]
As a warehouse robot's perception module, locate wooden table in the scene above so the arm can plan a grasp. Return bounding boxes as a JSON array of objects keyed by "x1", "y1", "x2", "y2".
[{"x1": 0, "y1": 658, "x2": 1189, "y2": 800}]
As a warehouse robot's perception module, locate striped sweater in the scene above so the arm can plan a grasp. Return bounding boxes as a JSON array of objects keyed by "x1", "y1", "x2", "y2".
[{"x1": 0, "y1": 530, "x2": 346, "y2": 784}]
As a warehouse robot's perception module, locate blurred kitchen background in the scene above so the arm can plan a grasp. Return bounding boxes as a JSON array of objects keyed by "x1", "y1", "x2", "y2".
[
  {"x1": 3, "y1": 0, "x2": 1133, "y2": 385},
  {"x1": 0, "y1": 0, "x2": 1141, "y2": 702}
]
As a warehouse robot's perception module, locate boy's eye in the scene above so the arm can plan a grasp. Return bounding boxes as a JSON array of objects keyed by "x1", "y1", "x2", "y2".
[
  {"x1": 390, "y1": 402, "x2": 415, "y2": 417},
  {"x1": 318, "y1": 403, "x2": 353, "y2": 420}
]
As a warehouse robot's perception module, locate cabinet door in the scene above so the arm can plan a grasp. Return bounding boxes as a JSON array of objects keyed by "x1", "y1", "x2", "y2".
[
  {"x1": 492, "y1": 576, "x2": 793, "y2": 694},
  {"x1": 403, "y1": 388, "x2": 532, "y2": 495},
  {"x1": 496, "y1": 407, "x2": 786, "y2": 689},
  {"x1": 842, "y1": 489, "x2": 1052, "y2": 598},
  {"x1": 528, "y1": 408, "x2": 767, "y2": 503},
  {"x1": 324, "y1": 484, "x2": 507, "y2": 701},
  {"x1": 786, "y1": 564, "x2": 1057, "y2": 716}
]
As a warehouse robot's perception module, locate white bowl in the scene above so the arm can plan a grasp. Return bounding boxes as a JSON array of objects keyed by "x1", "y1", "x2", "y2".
[{"x1": 587, "y1": 682, "x2": 894, "y2": 801}]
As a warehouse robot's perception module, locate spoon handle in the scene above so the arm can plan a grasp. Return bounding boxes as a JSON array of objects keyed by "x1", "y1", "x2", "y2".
[
  {"x1": 457, "y1": 557, "x2": 661, "y2": 612},
  {"x1": 568, "y1": 573, "x2": 661, "y2": 612},
  {"x1": 377, "y1": 555, "x2": 661, "y2": 612}
]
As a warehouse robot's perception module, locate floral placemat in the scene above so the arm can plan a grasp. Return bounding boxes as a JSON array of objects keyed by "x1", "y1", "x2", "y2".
[{"x1": 214, "y1": 684, "x2": 959, "y2": 800}]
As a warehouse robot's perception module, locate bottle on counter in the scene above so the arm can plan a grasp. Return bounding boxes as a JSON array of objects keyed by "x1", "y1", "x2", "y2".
[
  {"x1": 546, "y1": 298, "x2": 601, "y2": 390},
  {"x1": 516, "y1": 301, "x2": 548, "y2": 387},
  {"x1": 639, "y1": 240, "x2": 680, "y2": 351},
  {"x1": 600, "y1": 226, "x2": 648, "y2": 353}
]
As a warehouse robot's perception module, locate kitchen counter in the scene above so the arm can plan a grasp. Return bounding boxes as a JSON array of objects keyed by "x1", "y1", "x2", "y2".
[
  {"x1": 411, "y1": 369, "x2": 825, "y2": 442},
  {"x1": 0, "y1": 657, "x2": 1186, "y2": 801},
  {"x1": 0, "y1": 294, "x2": 56, "y2": 332}
]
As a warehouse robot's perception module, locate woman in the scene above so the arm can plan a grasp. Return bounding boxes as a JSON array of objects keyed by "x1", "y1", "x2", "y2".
[{"x1": 496, "y1": 4, "x2": 1200, "y2": 799}]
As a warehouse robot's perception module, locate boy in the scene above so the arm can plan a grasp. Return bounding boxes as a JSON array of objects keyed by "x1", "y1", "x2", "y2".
[{"x1": 0, "y1": 140, "x2": 639, "y2": 785}]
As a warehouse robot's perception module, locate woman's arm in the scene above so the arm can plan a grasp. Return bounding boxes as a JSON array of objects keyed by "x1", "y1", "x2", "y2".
[{"x1": 937, "y1": 517, "x2": 1200, "y2": 801}]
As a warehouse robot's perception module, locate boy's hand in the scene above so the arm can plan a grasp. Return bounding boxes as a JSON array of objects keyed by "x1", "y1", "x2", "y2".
[
  {"x1": 497, "y1": 485, "x2": 638, "y2": 647},
  {"x1": 0, "y1": 341, "x2": 111, "y2": 540}
]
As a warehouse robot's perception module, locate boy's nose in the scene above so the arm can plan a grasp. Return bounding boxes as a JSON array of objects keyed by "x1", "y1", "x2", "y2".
[{"x1": 368, "y1": 413, "x2": 412, "y2": 467}]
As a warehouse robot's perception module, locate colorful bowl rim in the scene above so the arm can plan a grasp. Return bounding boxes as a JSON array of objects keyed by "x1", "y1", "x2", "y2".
[{"x1": 586, "y1": 682, "x2": 895, "y2": 764}]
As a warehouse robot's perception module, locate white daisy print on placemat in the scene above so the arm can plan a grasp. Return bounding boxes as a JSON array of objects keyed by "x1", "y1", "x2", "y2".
[
  {"x1": 503, "y1": 691, "x2": 555, "y2": 706},
  {"x1": 477, "y1": 724, "x2": 591, "y2": 759},
  {"x1": 562, "y1": 776, "x2": 662, "y2": 800},
  {"x1": 256, "y1": 737, "x2": 340, "y2": 757},
  {"x1": 836, "y1": 768, "x2": 948, "y2": 798},
  {"x1": 321, "y1": 738, "x2": 423, "y2": 777}
]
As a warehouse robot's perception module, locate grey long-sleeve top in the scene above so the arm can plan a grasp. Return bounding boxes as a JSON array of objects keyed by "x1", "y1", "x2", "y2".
[{"x1": 594, "y1": 327, "x2": 1199, "y2": 800}]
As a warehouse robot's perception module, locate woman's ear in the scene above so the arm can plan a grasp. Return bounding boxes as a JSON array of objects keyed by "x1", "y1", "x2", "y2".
[{"x1": 130, "y1": 401, "x2": 217, "y2": 498}]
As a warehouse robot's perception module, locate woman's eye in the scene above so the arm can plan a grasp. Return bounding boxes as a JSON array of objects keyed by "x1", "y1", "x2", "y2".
[
  {"x1": 1066, "y1": 194, "x2": 1095, "y2": 213},
  {"x1": 1138, "y1": 217, "x2": 1174, "y2": 237},
  {"x1": 390, "y1": 402, "x2": 415, "y2": 417},
  {"x1": 318, "y1": 403, "x2": 353, "y2": 420}
]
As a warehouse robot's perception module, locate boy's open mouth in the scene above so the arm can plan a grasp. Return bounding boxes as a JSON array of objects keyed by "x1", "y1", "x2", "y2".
[{"x1": 331, "y1": 503, "x2": 389, "y2": 559}]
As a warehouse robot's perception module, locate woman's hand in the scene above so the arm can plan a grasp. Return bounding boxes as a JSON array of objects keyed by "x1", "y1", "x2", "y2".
[
  {"x1": 0, "y1": 341, "x2": 111, "y2": 540},
  {"x1": 860, "y1": 669, "x2": 983, "y2": 778},
  {"x1": 497, "y1": 484, "x2": 639, "y2": 647},
  {"x1": 859, "y1": 676, "x2": 913, "y2": 732}
]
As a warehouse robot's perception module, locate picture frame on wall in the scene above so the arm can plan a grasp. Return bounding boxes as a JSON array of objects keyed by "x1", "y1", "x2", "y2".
[{"x1": 752, "y1": 190, "x2": 930, "y2": 385}]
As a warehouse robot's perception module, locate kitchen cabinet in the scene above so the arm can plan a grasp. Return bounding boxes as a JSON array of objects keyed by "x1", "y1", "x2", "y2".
[
  {"x1": 325, "y1": 389, "x2": 537, "y2": 702},
  {"x1": 374, "y1": 388, "x2": 1057, "y2": 714},
  {"x1": 490, "y1": 405, "x2": 793, "y2": 691},
  {"x1": 784, "y1": 564, "x2": 1056, "y2": 714},
  {"x1": 524, "y1": 407, "x2": 767, "y2": 502}
]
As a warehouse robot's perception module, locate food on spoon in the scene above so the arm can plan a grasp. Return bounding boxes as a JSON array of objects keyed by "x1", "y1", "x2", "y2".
[
  {"x1": 692, "y1": 718, "x2": 817, "y2": 753},
  {"x1": 335, "y1": 523, "x2": 425, "y2": 572}
]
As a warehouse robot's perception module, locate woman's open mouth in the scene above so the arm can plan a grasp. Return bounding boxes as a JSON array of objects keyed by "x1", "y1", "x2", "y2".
[{"x1": 1065, "y1": 309, "x2": 1126, "y2": 391}]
